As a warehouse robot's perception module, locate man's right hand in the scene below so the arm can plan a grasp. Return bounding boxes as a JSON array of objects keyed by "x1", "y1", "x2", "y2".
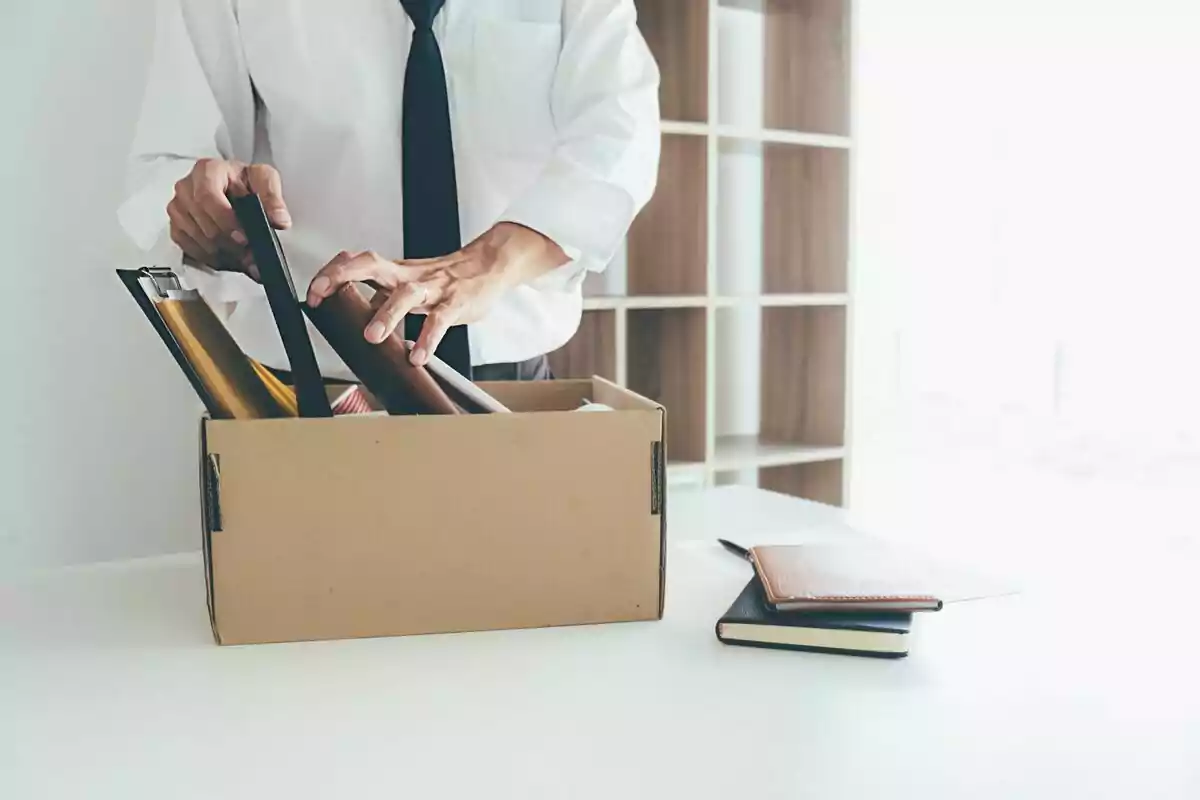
[{"x1": 167, "y1": 159, "x2": 292, "y2": 279}]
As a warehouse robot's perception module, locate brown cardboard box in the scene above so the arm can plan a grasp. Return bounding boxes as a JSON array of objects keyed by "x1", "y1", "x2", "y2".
[{"x1": 198, "y1": 377, "x2": 666, "y2": 645}]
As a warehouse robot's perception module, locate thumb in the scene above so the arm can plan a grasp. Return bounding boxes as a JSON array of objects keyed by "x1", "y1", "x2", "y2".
[{"x1": 245, "y1": 164, "x2": 292, "y2": 229}]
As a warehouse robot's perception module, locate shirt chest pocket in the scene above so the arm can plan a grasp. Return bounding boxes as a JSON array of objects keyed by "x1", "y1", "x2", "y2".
[{"x1": 457, "y1": 19, "x2": 562, "y2": 158}]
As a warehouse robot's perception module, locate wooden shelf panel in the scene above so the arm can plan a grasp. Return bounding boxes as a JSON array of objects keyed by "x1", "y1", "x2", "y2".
[
  {"x1": 547, "y1": 310, "x2": 616, "y2": 381},
  {"x1": 635, "y1": 0, "x2": 709, "y2": 123},
  {"x1": 559, "y1": 1, "x2": 852, "y2": 508},
  {"x1": 759, "y1": 460, "x2": 844, "y2": 505},
  {"x1": 761, "y1": 306, "x2": 847, "y2": 448},
  {"x1": 713, "y1": 435, "x2": 844, "y2": 470},
  {"x1": 715, "y1": 139, "x2": 848, "y2": 296},
  {"x1": 627, "y1": 134, "x2": 708, "y2": 296},
  {"x1": 763, "y1": 143, "x2": 849, "y2": 294},
  {"x1": 627, "y1": 308, "x2": 707, "y2": 464},
  {"x1": 713, "y1": 303, "x2": 846, "y2": 497},
  {"x1": 763, "y1": 0, "x2": 850, "y2": 136}
]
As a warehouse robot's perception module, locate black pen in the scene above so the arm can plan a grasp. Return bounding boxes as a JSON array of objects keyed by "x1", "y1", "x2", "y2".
[{"x1": 717, "y1": 538, "x2": 753, "y2": 562}]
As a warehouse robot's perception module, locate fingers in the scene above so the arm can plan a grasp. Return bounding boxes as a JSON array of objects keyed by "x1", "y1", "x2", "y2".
[
  {"x1": 169, "y1": 160, "x2": 251, "y2": 271},
  {"x1": 168, "y1": 198, "x2": 217, "y2": 261},
  {"x1": 169, "y1": 218, "x2": 250, "y2": 276},
  {"x1": 182, "y1": 197, "x2": 223, "y2": 244},
  {"x1": 169, "y1": 218, "x2": 213, "y2": 266},
  {"x1": 189, "y1": 159, "x2": 247, "y2": 244},
  {"x1": 364, "y1": 283, "x2": 430, "y2": 344},
  {"x1": 246, "y1": 164, "x2": 292, "y2": 229},
  {"x1": 306, "y1": 251, "x2": 429, "y2": 306},
  {"x1": 305, "y1": 250, "x2": 358, "y2": 305},
  {"x1": 242, "y1": 253, "x2": 261, "y2": 282},
  {"x1": 411, "y1": 303, "x2": 461, "y2": 366},
  {"x1": 167, "y1": 158, "x2": 299, "y2": 277}
]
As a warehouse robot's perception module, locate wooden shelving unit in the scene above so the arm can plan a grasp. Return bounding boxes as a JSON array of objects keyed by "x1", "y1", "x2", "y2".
[{"x1": 548, "y1": 0, "x2": 854, "y2": 506}]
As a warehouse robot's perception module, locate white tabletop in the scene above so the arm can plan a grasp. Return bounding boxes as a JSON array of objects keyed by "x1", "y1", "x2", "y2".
[{"x1": 3, "y1": 486, "x2": 1197, "y2": 799}]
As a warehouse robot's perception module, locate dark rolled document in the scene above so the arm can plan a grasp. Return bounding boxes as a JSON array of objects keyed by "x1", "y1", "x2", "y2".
[{"x1": 303, "y1": 283, "x2": 465, "y2": 415}]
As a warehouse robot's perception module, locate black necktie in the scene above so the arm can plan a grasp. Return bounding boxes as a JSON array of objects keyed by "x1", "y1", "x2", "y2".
[{"x1": 398, "y1": 0, "x2": 471, "y2": 377}]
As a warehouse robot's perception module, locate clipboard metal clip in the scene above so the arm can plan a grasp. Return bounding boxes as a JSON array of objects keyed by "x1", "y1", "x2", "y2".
[{"x1": 138, "y1": 266, "x2": 184, "y2": 298}]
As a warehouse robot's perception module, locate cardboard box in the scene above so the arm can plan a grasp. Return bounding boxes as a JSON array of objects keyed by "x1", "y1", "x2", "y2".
[{"x1": 198, "y1": 377, "x2": 666, "y2": 645}]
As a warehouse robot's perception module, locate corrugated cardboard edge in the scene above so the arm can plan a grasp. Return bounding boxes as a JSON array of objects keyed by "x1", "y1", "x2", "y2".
[
  {"x1": 652, "y1": 432, "x2": 666, "y2": 619},
  {"x1": 590, "y1": 376, "x2": 667, "y2": 619},
  {"x1": 198, "y1": 417, "x2": 221, "y2": 644}
]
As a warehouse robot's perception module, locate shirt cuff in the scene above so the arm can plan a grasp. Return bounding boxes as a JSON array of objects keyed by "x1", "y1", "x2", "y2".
[
  {"x1": 180, "y1": 262, "x2": 262, "y2": 303},
  {"x1": 499, "y1": 167, "x2": 635, "y2": 293},
  {"x1": 117, "y1": 156, "x2": 261, "y2": 304},
  {"x1": 117, "y1": 157, "x2": 195, "y2": 253},
  {"x1": 521, "y1": 232, "x2": 589, "y2": 294}
]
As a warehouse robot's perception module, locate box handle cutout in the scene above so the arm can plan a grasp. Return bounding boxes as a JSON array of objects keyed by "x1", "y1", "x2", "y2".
[{"x1": 204, "y1": 453, "x2": 223, "y2": 533}]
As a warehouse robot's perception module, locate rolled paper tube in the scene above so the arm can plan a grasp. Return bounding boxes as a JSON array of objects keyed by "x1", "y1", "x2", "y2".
[{"x1": 302, "y1": 284, "x2": 464, "y2": 416}]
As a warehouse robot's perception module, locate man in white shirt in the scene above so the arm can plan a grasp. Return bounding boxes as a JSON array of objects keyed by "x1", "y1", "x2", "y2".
[{"x1": 120, "y1": 0, "x2": 661, "y2": 381}]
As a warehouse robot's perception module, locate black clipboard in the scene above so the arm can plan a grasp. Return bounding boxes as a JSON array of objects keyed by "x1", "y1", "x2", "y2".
[
  {"x1": 116, "y1": 266, "x2": 297, "y2": 420},
  {"x1": 117, "y1": 267, "x2": 222, "y2": 417},
  {"x1": 231, "y1": 194, "x2": 333, "y2": 418}
]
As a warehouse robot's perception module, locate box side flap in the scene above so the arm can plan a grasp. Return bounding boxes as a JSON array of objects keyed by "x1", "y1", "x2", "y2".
[
  {"x1": 470, "y1": 378, "x2": 662, "y2": 415},
  {"x1": 198, "y1": 418, "x2": 221, "y2": 644},
  {"x1": 591, "y1": 376, "x2": 662, "y2": 412},
  {"x1": 475, "y1": 379, "x2": 592, "y2": 412},
  {"x1": 592, "y1": 376, "x2": 666, "y2": 615}
]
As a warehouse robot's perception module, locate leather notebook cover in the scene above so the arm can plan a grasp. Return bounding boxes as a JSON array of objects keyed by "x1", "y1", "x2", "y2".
[
  {"x1": 750, "y1": 543, "x2": 945, "y2": 612},
  {"x1": 716, "y1": 577, "x2": 911, "y2": 658},
  {"x1": 231, "y1": 193, "x2": 332, "y2": 418},
  {"x1": 303, "y1": 283, "x2": 471, "y2": 416},
  {"x1": 116, "y1": 267, "x2": 298, "y2": 420}
]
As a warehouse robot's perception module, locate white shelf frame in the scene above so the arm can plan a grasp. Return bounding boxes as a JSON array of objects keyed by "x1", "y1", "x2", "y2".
[
  {"x1": 582, "y1": 293, "x2": 849, "y2": 311},
  {"x1": 564, "y1": 1, "x2": 856, "y2": 487},
  {"x1": 661, "y1": 120, "x2": 852, "y2": 150}
]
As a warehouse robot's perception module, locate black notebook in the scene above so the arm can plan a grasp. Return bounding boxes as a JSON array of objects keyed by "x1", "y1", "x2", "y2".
[{"x1": 716, "y1": 577, "x2": 912, "y2": 659}]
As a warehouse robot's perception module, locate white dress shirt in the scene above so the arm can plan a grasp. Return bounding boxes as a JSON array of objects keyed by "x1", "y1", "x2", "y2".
[{"x1": 119, "y1": 0, "x2": 660, "y2": 375}]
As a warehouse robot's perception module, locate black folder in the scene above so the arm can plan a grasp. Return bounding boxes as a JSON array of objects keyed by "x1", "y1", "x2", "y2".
[{"x1": 231, "y1": 193, "x2": 333, "y2": 418}]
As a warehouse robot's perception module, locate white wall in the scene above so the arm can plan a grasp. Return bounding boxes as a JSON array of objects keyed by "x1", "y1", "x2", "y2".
[
  {"x1": 1, "y1": 0, "x2": 203, "y2": 571},
  {"x1": 851, "y1": 0, "x2": 1200, "y2": 446},
  {"x1": 7, "y1": 0, "x2": 1198, "y2": 570},
  {"x1": 848, "y1": 0, "x2": 1200, "y2": 563}
]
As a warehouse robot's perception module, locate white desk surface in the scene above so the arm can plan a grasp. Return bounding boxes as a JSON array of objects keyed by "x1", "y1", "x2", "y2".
[{"x1": 3, "y1": 486, "x2": 1197, "y2": 799}]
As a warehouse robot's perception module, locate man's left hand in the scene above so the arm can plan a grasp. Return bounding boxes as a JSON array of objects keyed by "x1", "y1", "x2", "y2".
[{"x1": 306, "y1": 223, "x2": 568, "y2": 365}]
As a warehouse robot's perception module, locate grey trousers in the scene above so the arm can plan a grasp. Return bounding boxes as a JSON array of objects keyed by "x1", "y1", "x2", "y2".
[{"x1": 471, "y1": 354, "x2": 554, "y2": 382}]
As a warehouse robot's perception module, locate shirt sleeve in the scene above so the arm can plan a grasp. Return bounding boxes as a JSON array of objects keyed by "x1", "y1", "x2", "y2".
[
  {"x1": 117, "y1": 0, "x2": 261, "y2": 302},
  {"x1": 499, "y1": 0, "x2": 662, "y2": 293}
]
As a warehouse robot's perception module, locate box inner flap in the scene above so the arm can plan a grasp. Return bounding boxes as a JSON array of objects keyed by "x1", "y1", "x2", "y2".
[{"x1": 477, "y1": 377, "x2": 661, "y2": 414}]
